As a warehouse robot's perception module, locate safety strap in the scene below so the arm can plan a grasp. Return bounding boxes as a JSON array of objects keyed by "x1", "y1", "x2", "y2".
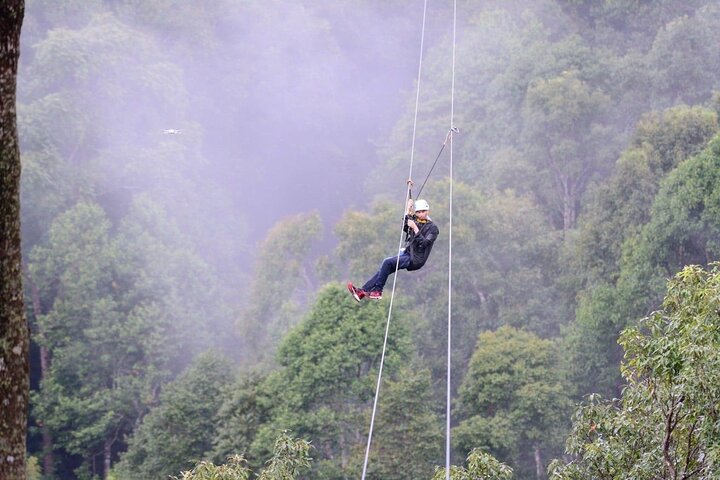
[{"x1": 415, "y1": 126, "x2": 459, "y2": 200}]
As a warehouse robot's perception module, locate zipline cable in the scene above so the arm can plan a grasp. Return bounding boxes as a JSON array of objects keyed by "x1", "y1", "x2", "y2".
[
  {"x1": 361, "y1": 0, "x2": 429, "y2": 478},
  {"x1": 446, "y1": 1, "x2": 457, "y2": 478},
  {"x1": 415, "y1": 126, "x2": 458, "y2": 200}
]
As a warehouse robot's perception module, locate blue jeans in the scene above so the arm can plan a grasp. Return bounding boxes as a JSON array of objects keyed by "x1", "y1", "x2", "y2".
[{"x1": 362, "y1": 252, "x2": 411, "y2": 292}]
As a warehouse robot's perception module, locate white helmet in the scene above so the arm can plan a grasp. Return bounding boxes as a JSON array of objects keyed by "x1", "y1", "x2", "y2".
[{"x1": 414, "y1": 199, "x2": 430, "y2": 211}]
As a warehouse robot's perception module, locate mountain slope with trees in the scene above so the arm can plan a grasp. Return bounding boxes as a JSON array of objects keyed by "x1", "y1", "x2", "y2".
[{"x1": 13, "y1": 1, "x2": 720, "y2": 479}]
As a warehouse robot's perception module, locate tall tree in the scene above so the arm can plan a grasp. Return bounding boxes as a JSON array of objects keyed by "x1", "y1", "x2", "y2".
[
  {"x1": 455, "y1": 326, "x2": 571, "y2": 480},
  {"x1": 522, "y1": 70, "x2": 615, "y2": 231},
  {"x1": 114, "y1": 352, "x2": 235, "y2": 480},
  {"x1": 646, "y1": 3, "x2": 720, "y2": 110},
  {"x1": 557, "y1": 0, "x2": 708, "y2": 52},
  {"x1": 0, "y1": 1, "x2": 27, "y2": 479},
  {"x1": 237, "y1": 212, "x2": 323, "y2": 367},
  {"x1": 573, "y1": 105, "x2": 718, "y2": 288},
  {"x1": 211, "y1": 372, "x2": 269, "y2": 469},
  {"x1": 361, "y1": 366, "x2": 443, "y2": 480},
  {"x1": 250, "y1": 284, "x2": 411, "y2": 478},
  {"x1": 550, "y1": 264, "x2": 720, "y2": 479},
  {"x1": 30, "y1": 198, "x2": 229, "y2": 478},
  {"x1": 29, "y1": 202, "x2": 132, "y2": 479},
  {"x1": 609, "y1": 132, "x2": 720, "y2": 326},
  {"x1": 566, "y1": 105, "x2": 719, "y2": 398}
]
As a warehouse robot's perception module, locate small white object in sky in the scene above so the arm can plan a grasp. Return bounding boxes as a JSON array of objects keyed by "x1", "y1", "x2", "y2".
[{"x1": 162, "y1": 129, "x2": 181, "y2": 135}]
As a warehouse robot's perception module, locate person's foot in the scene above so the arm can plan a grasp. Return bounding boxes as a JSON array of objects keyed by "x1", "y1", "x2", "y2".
[
  {"x1": 368, "y1": 290, "x2": 383, "y2": 300},
  {"x1": 347, "y1": 282, "x2": 365, "y2": 302}
]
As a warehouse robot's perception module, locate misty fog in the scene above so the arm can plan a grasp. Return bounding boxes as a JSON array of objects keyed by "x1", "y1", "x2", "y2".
[
  {"x1": 17, "y1": 1, "x2": 720, "y2": 477},
  {"x1": 20, "y1": 0, "x2": 457, "y2": 271}
]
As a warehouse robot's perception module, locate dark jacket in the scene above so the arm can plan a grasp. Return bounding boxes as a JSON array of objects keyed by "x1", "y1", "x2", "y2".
[{"x1": 404, "y1": 215, "x2": 439, "y2": 271}]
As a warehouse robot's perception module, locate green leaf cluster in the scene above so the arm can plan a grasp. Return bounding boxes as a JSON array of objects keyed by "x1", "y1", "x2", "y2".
[
  {"x1": 174, "y1": 431, "x2": 311, "y2": 480},
  {"x1": 455, "y1": 327, "x2": 571, "y2": 479},
  {"x1": 433, "y1": 448, "x2": 514, "y2": 480},
  {"x1": 551, "y1": 264, "x2": 720, "y2": 479},
  {"x1": 567, "y1": 105, "x2": 720, "y2": 396},
  {"x1": 237, "y1": 211, "x2": 323, "y2": 367},
  {"x1": 249, "y1": 284, "x2": 413, "y2": 478},
  {"x1": 29, "y1": 198, "x2": 230, "y2": 478},
  {"x1": 114, "y1": 353, "x2": 234, "y2": 480}
]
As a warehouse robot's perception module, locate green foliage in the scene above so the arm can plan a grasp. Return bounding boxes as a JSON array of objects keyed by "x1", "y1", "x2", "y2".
[
  {"x1": 238, "y1": 211, "x2": 323, "y2": 367},
  {"x1": 646, "y1": 4, "x2": 720, "y2": 108},
  {"x1": 361, "y1": 367, "x2": 443, "y2": 480},
  {"x1": 575, "y1": 104, "x2": 718, "y2": 281},
  {"x1": 369, "y1": 4, "x2": 612, "y2": 202},
  {"x1": 25, "y1": 455, "x2": 41, "y2": 480},
  {"x1": 601, "y1": 130, "x2": 720, "y2": 338},
  {"x1": 175, "y1": 431, "x2": 311, "y2": 480},
  {"x1": 330, "y1": 180, "x2": 564, "y2": 404},
  {"x1": 550, "y1": 264, "x2": 720, "y2": 479},
  {"x1": 433, "y1": 448, "x2": 513, "y2": 480},
  {"x1": 557, "y1": 0, "x2": 709, "y2": 52},
  {"x1": 444, "y1": 184, "x2": 563, "y2": 335},
  {"x1": 561, "y1": 284, "x2": 626, "y2": 397},
  {"x1": 326, "y1": 199, "x2": 400, "y2": 284},
  {"x1": 522, "y1": 69, "x2": 615, "y2": 230},
  {"x1": 257, "y1": 432, "x2": 312, "y2": 480},
  {"x1": 421, "y1": 182, "x2": 565, "y2": 390},
  {"x1": 371, "y1": 0, "x2": 720, "y2": 236},
  {"x1": 568, "y1": 106, "x2": 719, "y2": 397},
  {"x1": 632, "y1": 105, "x2": 719, "y2": 175},
  {"x1": 608, "y1": 131, "x2": 720, "y2": 338},
  {"x1": 633, "y1": 134, "x2": 720, "y2": 272},
  {"x1": 18, "y1": 93, "x2": 94, "y2": 246},
  {"x1": 114, "y1": 352, "x2": 234, "y2": 480},
  {"x1": 29, "y1": 199, "x2": 229, "y2": 477},
  {"x1": 251, "y1": 283, "x2": 411, "y2": 478},
  {"x1": 18, "y1": 4, "x2": 243, "y2": 277},
  {"x1": 174, "y1": 455, "x2": 250, "y2": 480},
  {"x1": 455, "y1": 326, "x2": 571, "y2": 479},
  {"x1": 29, "y1": 203, "x2": 125, "y2": 476},
  {"x1": 438, "y1": 182, "x2": 567, "y2": 390},
  {"x1": 211, "y1": 373, "x2": 268, "y2": 469},
  {"x1": 19, "y1": 1, "x2": 720, "y2": 478}
]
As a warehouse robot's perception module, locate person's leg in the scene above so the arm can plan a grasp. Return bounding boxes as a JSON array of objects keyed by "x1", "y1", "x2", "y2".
[
  {"x1": 362, "y1": 252, "x2": 410, "y2": 292},
  {"x1": 361, "y1": 270, "x2": 382, "y2": 292}
]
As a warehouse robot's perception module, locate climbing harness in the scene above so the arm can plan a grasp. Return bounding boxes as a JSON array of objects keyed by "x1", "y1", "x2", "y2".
[{"x1": 361, "y1": 0, "x2": 458, "y2": 479}]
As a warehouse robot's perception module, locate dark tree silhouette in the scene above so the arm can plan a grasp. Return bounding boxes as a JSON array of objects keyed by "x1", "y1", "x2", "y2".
[{"x1": 0, "y1": 1, "x2": 27, "y2": 479}]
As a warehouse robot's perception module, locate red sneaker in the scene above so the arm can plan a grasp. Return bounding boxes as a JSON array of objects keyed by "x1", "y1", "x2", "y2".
[
  {"x1": 347, "y1": 282, "x2": 366, "y2": 302},
  {"x1": 368, "y1": 290, "x2": 383, "y2": 300}
]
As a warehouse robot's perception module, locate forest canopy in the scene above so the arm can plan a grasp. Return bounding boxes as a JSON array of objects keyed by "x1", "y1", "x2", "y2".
[{"x1": 14, "y1": 0, "x2": 720, "y2": 479}]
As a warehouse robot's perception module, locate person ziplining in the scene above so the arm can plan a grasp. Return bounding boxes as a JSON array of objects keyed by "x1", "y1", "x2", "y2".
[
  {"x1": 347, "y1": 123, "x2": 456, "y2": 302},
  {"x1": 347, "y1": 187, "x2": 439, "y2": 302},
  {"x1": 357, "y1": 0, "x2": 456, "y2": 477}
]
